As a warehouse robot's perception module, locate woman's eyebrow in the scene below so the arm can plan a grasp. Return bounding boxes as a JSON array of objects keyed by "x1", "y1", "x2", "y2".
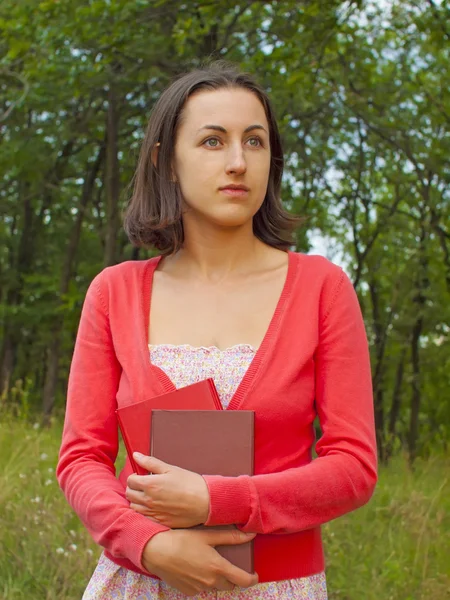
[{"x1": 197, "y1": 124, "x2": 268, "y2": 134}]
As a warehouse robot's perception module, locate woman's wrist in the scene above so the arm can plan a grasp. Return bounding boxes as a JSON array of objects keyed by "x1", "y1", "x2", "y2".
[{"x1": 142, "y1": 530, "x2": 171, "y2": 573}]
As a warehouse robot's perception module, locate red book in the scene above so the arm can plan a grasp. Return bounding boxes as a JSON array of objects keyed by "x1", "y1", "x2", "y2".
[{"x1": 116, "y1": 379, "x2": 222, "y2": 475}]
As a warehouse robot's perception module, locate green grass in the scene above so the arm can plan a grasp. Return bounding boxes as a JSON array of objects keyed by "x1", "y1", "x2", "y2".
[
  {"x1": 322, "y1": 453, "x2": 450, "y2": 599},
  {"x1": 0, "y1": 417, "x2": 449, "y2": 599}
]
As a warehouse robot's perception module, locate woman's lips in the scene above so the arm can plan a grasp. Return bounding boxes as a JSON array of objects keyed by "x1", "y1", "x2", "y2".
[{"x1": 219, "y1": 188, "x2": 249, "y2": 197}]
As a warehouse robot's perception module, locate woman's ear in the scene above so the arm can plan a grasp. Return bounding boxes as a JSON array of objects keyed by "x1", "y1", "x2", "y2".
[
  {"x1": 151, "y1": 142, "x2": 160, "y2": 168},
  {"x1": 152, "y1": 142, "x2": 177, "y2": 182}
]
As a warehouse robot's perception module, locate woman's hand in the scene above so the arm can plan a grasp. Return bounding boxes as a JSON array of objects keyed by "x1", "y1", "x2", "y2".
[
  {"x1": 142, "y1": 528, "x2": 258, "y2": 596},
  {"x1": 126, "y1": 452, "x2": 210, "y2": 528}
]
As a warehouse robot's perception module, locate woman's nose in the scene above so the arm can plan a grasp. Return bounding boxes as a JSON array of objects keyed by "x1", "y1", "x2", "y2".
[{"x1": 225, "y1": 145, "x2": 247, "y2": 175}]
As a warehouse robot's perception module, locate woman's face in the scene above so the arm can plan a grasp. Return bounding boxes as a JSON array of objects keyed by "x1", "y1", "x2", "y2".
[{"x1": 172, "y1": 87, "x2": 271, "y2": 229}]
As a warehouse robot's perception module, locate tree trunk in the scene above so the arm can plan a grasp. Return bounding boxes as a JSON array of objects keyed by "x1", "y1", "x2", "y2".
[
  {"x1": 42, "y1": 147, "x2": 105, "y2": 419},
  {"x1": 130, "y1": 246, "x2": 140, "y2": 261},
  {"x1": 409, "y1": 314, "x2": 424, "y2": 463},
  {"x1": 103, "y1": 83, "x2": 120, "y2": 267},
  {"x1": 408, "y1": 223, "x2": 428, "y2": 463},
  {"x1": 0, "y1": 335, "x2": 14, "y2": 398},
  {"x1": 0, "y1": 188, "x2": 33, "y2": 396},
  {"x1": 385, "y1": 349, "x2": 406, "y2": 461},
  {"x1": 368, "y1": 275, "x2": 387, "y2": 461}
]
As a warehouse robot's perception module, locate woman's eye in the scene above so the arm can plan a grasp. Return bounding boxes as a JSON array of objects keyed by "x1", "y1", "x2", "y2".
[
  {"x1": 247, "y1": 137, "x2": 262, "y2": 147},
  {"x1": 204, "y1": 138, "x2": 221, "y2": 148}
]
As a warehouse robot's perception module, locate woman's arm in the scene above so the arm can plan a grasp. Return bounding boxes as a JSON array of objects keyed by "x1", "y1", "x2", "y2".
[
  {"x1": 202, "y1": 269, "x2": 378, "y2": 535},
  {"x1": 56, "y1": 272, "x2": 170, "y2": 571}
]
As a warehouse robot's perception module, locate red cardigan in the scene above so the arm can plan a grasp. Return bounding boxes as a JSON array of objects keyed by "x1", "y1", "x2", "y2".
[{"x1": 57, "y1": 251, "x2": 377, "y2": 583}]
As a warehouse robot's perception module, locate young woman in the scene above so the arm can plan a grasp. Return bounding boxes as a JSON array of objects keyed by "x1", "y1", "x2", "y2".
[{"x1": 57, "y1": 62, "x2": 377, "y2": 599}]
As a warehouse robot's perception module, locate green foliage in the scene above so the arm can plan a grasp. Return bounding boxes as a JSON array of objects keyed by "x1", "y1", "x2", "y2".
[{"x1": 0, "y1": 0, "x2": 449, "y2": 456}]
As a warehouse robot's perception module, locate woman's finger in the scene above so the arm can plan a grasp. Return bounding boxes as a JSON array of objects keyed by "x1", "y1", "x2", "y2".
[
  {"x1": 214, "y1": 576, "x2": 236, "y2": 592},
  {"x1": 129, "y1": 502, "x2": 151, "y2": 515},
  {"x1": 125, "y1": 486, "x2": 148, "y2": 504},
  {"x1": 127, "y1": 474, "x2": 150, "y2": 490},
  {"x1": 217, "y1": 555, "x2": 259, "y2": 589}
]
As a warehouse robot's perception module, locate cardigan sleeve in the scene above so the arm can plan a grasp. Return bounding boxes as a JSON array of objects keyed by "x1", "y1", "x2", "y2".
[
  {"x1": 202, "y1": 269, "x2": 378, "y2": 534},
  {"x1": 56, "y1": 272, "x2": 169, "y2": 570}
]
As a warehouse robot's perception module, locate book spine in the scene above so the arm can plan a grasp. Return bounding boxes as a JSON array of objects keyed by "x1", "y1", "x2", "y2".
[{"x1": 116, "y1": 411, "x2": 146, "y2": 475}]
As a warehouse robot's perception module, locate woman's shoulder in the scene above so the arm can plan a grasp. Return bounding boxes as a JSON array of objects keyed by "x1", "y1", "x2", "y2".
[
  {"x1": 292, "y1": 251, "x2": 345, "y2": 281},
  {"x1": 291, "y1": 252, "x2": 359, "y2": 319},
  {"x1": 87, "y1": 257, "x2": 161, "y2": 302},
  {"x1": 96, "y1": 256, "x2": 160, "y2": 283},
  {"x1": 290, "y1": 252, "x2": 353, "y2": 305}
]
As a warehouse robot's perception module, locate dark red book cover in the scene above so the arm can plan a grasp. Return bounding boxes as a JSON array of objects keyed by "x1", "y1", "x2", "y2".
[
  {"x1": 116, "y1": 379, "x2": 222, "y2": 475},
  {"x1": 150, "y1": 409, "x2": 254, "y2": 573}
]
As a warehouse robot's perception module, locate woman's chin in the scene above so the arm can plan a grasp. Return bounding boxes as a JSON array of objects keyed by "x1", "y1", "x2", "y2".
[
  {"x1": 210, "y1": 203, "x2": 261, "y2": 227},
  {"x1": 211, "y1": 214, "x2": 254, "y2": 229},
  {"x1": 183, "y1": 206, "x2": 255, "y2": 229}
]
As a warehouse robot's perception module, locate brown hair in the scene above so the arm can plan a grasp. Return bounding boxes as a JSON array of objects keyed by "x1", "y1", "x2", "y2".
[{"x1": 123, "y1": 61, "x2": 302, "y2": 255}]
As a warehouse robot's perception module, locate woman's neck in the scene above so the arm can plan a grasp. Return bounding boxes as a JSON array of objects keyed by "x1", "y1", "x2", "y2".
[{"x1": 163, "y1": 236, "x2": 271, "y2": 284}]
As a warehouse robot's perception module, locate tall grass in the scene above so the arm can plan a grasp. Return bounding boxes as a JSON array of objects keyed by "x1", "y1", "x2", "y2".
[
  {"x1": 0, "y1": 416, "x2": 101, "y2": 600},
  {"x1": 0, "y1": 416, "x2": 448, "y2": 599},
  {"x1": 322, "y1": 453, "x2": 450, "y2": 599}
]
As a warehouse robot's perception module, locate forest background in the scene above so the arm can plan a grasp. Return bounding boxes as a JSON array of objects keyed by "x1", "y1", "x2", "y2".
[{"x1": 0, "y1": 1, "x2": 449, "y2": 599}]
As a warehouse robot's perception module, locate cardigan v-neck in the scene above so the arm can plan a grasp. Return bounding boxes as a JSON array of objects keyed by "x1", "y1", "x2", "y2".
[{"x1": 142, "y1": 250, "x2": 299, "y2": 411}]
